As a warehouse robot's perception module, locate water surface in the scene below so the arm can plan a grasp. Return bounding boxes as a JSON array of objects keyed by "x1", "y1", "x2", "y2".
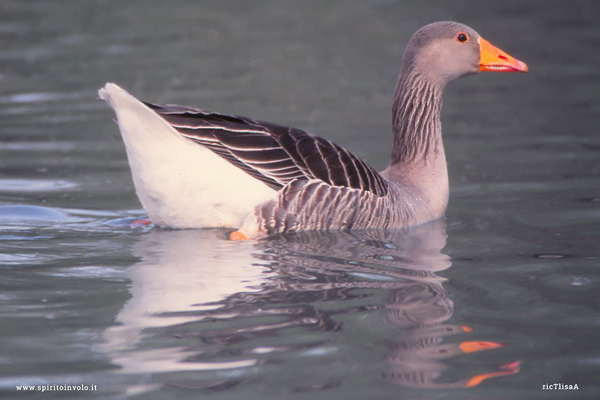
[{"x1": 1, "y1": 1, "x2": 599, "y2": 399}]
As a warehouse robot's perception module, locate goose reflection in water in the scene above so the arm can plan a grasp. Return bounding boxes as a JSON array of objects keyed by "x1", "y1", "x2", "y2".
[{"x1": 96, "y1": 219, "x2": 519, "y2": 393}]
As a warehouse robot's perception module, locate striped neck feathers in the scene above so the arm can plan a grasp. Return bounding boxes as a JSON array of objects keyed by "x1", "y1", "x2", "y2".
[{"x1": 390, "y1": 70, "x2": 444, "y2": 165}]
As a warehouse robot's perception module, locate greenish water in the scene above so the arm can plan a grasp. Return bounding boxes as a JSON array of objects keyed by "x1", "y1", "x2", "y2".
[{"x1": 1, "y1": 1, "x2": 599, "y2": 399}]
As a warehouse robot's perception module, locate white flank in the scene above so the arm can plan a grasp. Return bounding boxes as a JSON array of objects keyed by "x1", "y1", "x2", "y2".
[{"x1": 99, "y1": 83, "x2": 276, "y2": 229}]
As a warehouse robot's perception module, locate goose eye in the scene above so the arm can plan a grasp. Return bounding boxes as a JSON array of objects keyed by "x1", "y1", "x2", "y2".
[{"x1": 456, "y1": 33, "x2": 468, "y2": 43}]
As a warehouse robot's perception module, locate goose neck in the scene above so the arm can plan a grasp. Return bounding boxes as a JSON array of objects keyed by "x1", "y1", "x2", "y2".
[{"x1": 390, "y1": 71, "x2": 444, "y2": 165}]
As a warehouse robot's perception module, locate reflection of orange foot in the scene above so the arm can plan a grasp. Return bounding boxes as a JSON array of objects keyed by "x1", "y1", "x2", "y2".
[
  {"x1": 459, "y1": 341, "x2": 505, "y2": 354},
  {"x1": 131, "y1": 219, "x2": 152, "y2": 227},
  {"x1": 229, "y1": 230, "x2": 248, "y2": 240},
  {"x1": 465, "y1": 360, "x2": 521, "y2": 388}
]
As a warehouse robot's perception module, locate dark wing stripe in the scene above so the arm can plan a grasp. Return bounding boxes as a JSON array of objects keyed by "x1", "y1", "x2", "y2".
[
  {"x1": 269, "y1": 170, "x2": 306, "y2": 179},
  {"x1": 212, "y1": 131, "x2": 281, "y2": 151},
  {"x1": 317, "y1": 138, "x2": 349, "y2": 188},
  {"x1": 226, "y1": 148, "x2": 288, "y2": 163},
  {"x1": 178, "y1": 126, "x2": 270, "y2": 139},
  {"x1": 276, "y1": 129, "x2": 312, "y2": 177},
  {"x1": 338, "y1": 147, "x2": 362, "y2": 189},
  {"x1": 352, "y1": 153, "x2": 374, "y2": 193},
  {"x1": 244, "y1": 160, "x2": 297, "y2": 170},
  {"x1": 296, "y1": 136, "x2": 331, "y2": 184}
]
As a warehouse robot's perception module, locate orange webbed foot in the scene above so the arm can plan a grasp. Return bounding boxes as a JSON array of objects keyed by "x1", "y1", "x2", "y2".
[{"x1": 229, "y1": 231, "x2": 248, "y2": 240}]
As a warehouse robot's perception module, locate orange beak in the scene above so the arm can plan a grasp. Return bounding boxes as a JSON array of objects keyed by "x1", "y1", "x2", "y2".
[{"x1": 479, "y1": 38, "x2": 528, "y2": 73}]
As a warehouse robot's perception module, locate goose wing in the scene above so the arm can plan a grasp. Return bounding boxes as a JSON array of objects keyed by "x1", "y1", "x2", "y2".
[{"x1": 147, "y1": 103, "x2": 389, "y2": 196}]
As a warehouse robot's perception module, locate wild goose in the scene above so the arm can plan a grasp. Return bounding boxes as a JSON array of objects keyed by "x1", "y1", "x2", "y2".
[{"x1": 99, "y1": 21, "x2": 527, "y2": 239}]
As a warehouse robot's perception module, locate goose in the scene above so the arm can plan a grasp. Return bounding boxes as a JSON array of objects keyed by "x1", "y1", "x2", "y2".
[{"x1": 99, "y1": 21, "x2": 527, "y2": 239}]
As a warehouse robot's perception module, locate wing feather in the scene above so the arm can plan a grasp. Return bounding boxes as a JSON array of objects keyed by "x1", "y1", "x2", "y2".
[{"x1": 146, "y1": 102, "x2": 388, "y2": 196}]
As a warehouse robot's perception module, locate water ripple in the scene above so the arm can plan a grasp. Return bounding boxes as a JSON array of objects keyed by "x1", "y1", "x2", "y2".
[
  {"x1": 0, "y1": 179, "x2": 77, "y2": 193},
  {"x1": 0, "y1": 205, "x2": 81, "y2": 223},
  {"x1": 0, "y1": 92, "x2": 83, "y2": 104}
]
